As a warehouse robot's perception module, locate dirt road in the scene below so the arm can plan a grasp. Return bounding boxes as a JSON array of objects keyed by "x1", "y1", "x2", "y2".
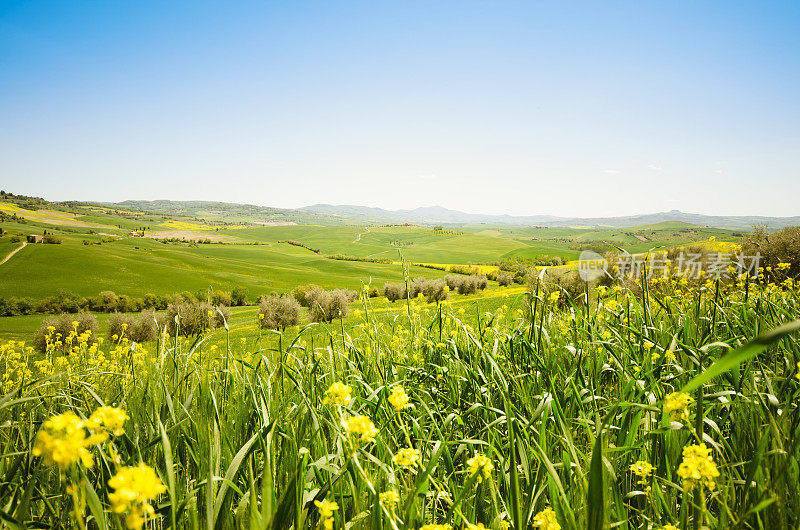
[
  {"x1": 0, "y1": 241, "x2": 27, "y2": 265},
  {"x1": 353, "y1": 226, "x2": 371, "y2": 243}
]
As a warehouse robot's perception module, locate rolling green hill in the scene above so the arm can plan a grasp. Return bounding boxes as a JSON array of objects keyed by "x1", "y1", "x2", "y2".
[{"x1": 0, "y1": 193, "x2": 746, "y2": 308}]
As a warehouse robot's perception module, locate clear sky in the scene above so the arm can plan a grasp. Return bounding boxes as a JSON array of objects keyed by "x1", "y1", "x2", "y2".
[{"x1": 1, "y1": 1, "x2": 799, "y2": 217}]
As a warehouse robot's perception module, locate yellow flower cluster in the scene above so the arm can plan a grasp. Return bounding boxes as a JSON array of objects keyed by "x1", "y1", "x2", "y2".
[
  {"x1": 663, "y1": 392, "x2": 693, "y2": 421},
  {"x1": 379, "y1": 490, "x2": 399, "y2": 511},
  {"x1": 32, "y1": 407, "x2": 128, "y2": 470},
  {"x1": 419, "y1": 525, "x2": 452, "y2": 530},
  {"x1": 86, "y1": 406, "x2": 130, "y2": 439},
  {"x1": 32, "y1": 411, "x2": 94, "y2": 469},
  {"x1": 388, "y1": 385, "x2": 410, "y2": 411},
  {"x1": 466, "y1": 452, "x2": 493, "y2": 483},
  {"x1": 323, "y1": 381, "x2": 353, "y2": 406},
  {"x1": 677, "y1": 444, "x2": 720, "y2": 491},
  {"x1": 393, "y1": 447, "x2": 421, "y2": 468},
  {"x1": 532, "y1": 507, "x2": 560, "y2": 529},
  {"x1": 314, "y1": 499, "x2": 338, "y2": 530},
  {"x1": 342, "y1": 414, "x2": 378, "y2": 444},
  {"x1": 108, "y1": 463, "x2": 167, "y2": 529},
  {"x1": 630, "y1": 460, "x2": 654, "y2": 492}
]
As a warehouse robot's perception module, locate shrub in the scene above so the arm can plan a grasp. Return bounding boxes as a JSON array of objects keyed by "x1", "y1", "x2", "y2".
[
  {"x1": 116, "y1": 295, "x2": 142, "y2": 313},
  {"x1": 33, "y1": 313, "x2": 99, "y2": 353},
  {"x1": 444, "y1": 275, "x2": 461, "y2": 291},
  {"x1": 456, "y1": 277, "x2": 478, "y2": 295},
  {"x1": 449, "y1": 265, "x2": 480, "y2": 275},
  {"x1": 259, "y1": 295, "x2": 301, "y2": 330},
  {"x1": 164, "y1": 301, "x2": 223, "y2": 337},
  {"x1": 143, "y1": 293, "x2": 166, "y2": 310},
  {"x1": 211, "y1": 290, "x2": 232, "y2": 307},
  {"x1": 292, "y1": 284, "x2": 324, "y2": 308},
  {"x1": 10, "y1": 236, "x2": 20, "y2": 243},
  {"x1": 97, "y1": 291, "x2": 119, "y2": 312},
  {"x1": 213, "y1": 304, "x2": 231, "y2": 329},
  {"x1": 419, "y1": 279, "x2": 448, "y2": 303},
  {"x1": 334, "y1": 289, "x2": 359, "y2": 303},
  {"x1": 384, "y1": 283, "x2": 406, "y2": 302},
  {"x1": 129, "y1": 309, "x2": 159, "y2": 342},
  {"x1": 107, "y1": 312, "x2": 135, "y2": 340},
  {"x1": 42, "y1": 235, "x2": 61, "y2": 244},
  {"x1": 742, "y1": 225, "x2": 800, "y2": 278},
  {"x1": 448, "y1": 274, "x2": 488, "y2": 295},
  {"x1": 310, "y1": 290, "x2": 350, "y2": 323},
  {"x1": 231, "y1": 286, "x2": 247, "y2": 306},
  {"x1": 497, "y1": 272, "x2": 514, "y2": 286},
  {"x1": 534, "y1": 270, "x2": 586, "y2": 308}
]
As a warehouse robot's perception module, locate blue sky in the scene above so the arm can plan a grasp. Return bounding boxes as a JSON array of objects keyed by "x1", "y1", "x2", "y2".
[{"x1": 1, "y1": 1, "x2": 799, "y2": 217}]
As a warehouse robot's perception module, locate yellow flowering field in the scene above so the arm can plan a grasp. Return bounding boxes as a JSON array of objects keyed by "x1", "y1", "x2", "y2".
[
  {"x1": 1, "y1": 265, "x2": 799, "y2": 529},
  {"x1": 159, "y1": 220, "x2": 248, "y2": 231}
]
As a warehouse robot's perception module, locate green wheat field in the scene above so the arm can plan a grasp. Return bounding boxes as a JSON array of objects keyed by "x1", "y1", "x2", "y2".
[{"x1": 0, "y1": 195, "x2": 799, "y2": 530}]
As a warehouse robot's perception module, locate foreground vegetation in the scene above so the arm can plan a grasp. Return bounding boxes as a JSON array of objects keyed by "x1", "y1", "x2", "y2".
[{"x1": 1, "y1": 252, "x2": 799, "y2": 529}]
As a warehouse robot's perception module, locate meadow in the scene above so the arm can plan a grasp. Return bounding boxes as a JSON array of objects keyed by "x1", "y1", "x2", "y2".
[
  {"x1": 2, "y1": 197, "x2": 800, "y2": 529},
  {"x1": 1, "y1": 258, "x2": 799, "y2": 529},
  {"x1": 1, "y1": 199, "x2": 737, "y2": 306}
]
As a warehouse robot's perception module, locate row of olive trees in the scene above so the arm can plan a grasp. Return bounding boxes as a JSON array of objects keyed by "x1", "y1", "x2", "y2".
[
  {"x1": 34, "y1": 301, "x2": 233, "y2": 352},
  {"x1": 258, "y1": 286, "x2": 359, "y2": 330},
  {"x1": 383, "y1": 278, "x2": 449, "y2": 303},
  {"x1": 443, "y1": 274, "x2": 489, "y2": 294},
  {"x1": 107, "y1": 302, "x2": 232, "y2": 339}
]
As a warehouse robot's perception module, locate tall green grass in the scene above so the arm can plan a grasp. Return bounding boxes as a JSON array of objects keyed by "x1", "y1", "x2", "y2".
[{"x1": 0, "y1": 269, "x2": 799, "y2": 529}]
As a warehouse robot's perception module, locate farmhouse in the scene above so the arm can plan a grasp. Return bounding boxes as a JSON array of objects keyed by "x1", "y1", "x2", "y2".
[
  {"x1": 129, "y1": 231, "x2": 142, "y2": 237},
  {"x1": 26, "y1": 234, "x2": 43, "y2": 243}
]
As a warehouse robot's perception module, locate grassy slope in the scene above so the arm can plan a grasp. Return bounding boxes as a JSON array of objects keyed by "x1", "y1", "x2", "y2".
[{"x1": 0, "y1": 234, "x2": 450, "y2": 299}]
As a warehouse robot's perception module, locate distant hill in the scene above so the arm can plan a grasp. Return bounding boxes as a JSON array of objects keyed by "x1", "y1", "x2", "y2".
[
  {"x1": 111, "y1": 200, "x2": 800, "y2": 230},
  {"x1": 113, "y1": 200, "x2": 343, "y2": 225},
  {"x1": 299, "y1": 205, "x2": 800, "y2": 230}
]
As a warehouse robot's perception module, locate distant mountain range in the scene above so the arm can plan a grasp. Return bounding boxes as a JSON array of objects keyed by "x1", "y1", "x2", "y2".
[
  {"x1": 299, "y1": 204, "x2": 800, "y2": 230},
  {"x1": 111, "y1": 200, "x2": 800, "y2": 230}
]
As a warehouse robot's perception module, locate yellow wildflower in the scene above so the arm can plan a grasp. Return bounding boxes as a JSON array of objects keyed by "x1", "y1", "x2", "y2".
[
  {"x1": 342, "y1": 414, "x2": 378, "y2": 444},
  {"x1": 420, "y1": 525, "x2": 452, "y2": 530},
  {"x1": 532, "y1": 507, "x2": 560, "y2": 529},
  {"x1": 323, "y1": 381, "x2": 353, "y2": 406},
  {"x1": 393, "y1": 447, "x2": 421, "y2": 468},
  {"x1": 315, "y1": 499, "x2": 338, "y2": 530},
  {"x1": 32, "y1": 412, "x2": 93, "y2": 469},
  {"x1": 87, "y1": 406, "x2": 129, "y2": 436},
  {"x1": 651, "y1": 351, "x2": 660, "y2": 363},
  {"x1": 379, "y1": 490, "x2": 399, "y2": 511},
  {"x1": 388, "y1": 385, "x2": 410, "y2": 411},
  {"x1": 664, "y1": 392, "x2": 693, "y2": 421},
  {"x1": 677, "y1": 444, "x2": 719, "y2": 490},
  {"x1": 630, "y1": 460, "x2": 653, "y2": 491},
  {"x1": 466, "y1": 453, "x2": 493, "y2": 483},
  {"x1": 108, "y1": 463, "x2": 167, "y2": 529}
]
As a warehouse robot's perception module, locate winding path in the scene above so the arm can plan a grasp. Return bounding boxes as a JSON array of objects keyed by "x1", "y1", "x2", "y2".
[
  {"x1": 353, "y1": 226, "x2": 371, "y2": 243},
  {"x1": 0, "y1": 241, "x2": 27, "y2": 265}
]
